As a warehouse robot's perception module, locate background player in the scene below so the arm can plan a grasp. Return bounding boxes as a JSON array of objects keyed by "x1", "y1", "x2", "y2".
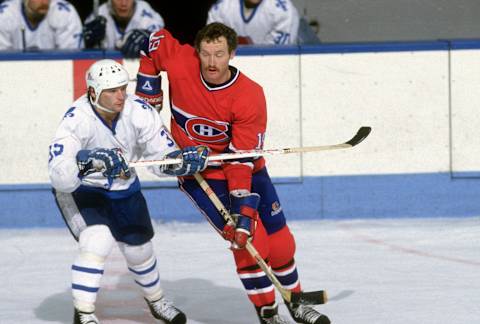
[
  {"x1": 135, "y1": 22, "x2": 330, "y2": 324},
  {"x1": 0, "y1": 0, "x2": 83, "y2": 50},
  {"x1": 207, "y1": 0, "x2": 299, "y2": 45},
  {"x1": 48, "y1": 59, "x2": 208, "y2": 324},
  {"x1": 83, "y1": 0, "x2": 164, "y2": 57}
]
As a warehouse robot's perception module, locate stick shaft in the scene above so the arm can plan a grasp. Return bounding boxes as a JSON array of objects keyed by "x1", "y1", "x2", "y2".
[{"x1": 129, "y1": 126, "x2": 371, "y2": 168}]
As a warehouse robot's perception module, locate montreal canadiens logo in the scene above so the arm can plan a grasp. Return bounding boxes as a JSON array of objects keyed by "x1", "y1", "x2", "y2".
[{"x1": 185, "y1": 117, "x2": 230, "y2": 143}]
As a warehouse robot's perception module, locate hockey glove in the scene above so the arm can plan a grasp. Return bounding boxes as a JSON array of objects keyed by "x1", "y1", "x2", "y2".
[
  {"x1": 76, "y1": 148, "x2": 130, "y2": 180},
  {"x1": 135, "y1": 73, "x2": 163, "y2": 112},
  {"x1": 83, "y1": 16, "x2": 106, "y2": 48},
  {"x1": 120, "y1": 29, "x2": 151, "y2": 58},
  {"x1": 161, "y1": 146, "x2": 209, "y2": 176},
  {"x1": 224, "y1": 191, "x2": 260, "y2": 249}
]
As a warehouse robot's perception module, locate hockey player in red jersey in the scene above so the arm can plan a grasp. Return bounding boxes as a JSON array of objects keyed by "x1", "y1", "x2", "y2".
[{"x1": 135, "y1": 22, "x2": 330, "y2": 324}]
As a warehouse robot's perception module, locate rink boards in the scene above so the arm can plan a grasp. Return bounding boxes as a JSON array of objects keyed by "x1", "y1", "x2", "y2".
[{"x1": 1, "y1": 40, "x2": 480, "y2": 227}]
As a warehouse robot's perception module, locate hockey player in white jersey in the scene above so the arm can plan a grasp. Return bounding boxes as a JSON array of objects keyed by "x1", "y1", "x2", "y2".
[
  {"x1": 207, "y1": 0, "x2": 300, "y2": 45},
  {"x1": 48, "y1": 59, "x2": 208, "y2": 324},
  {"x1": 83, "y1": 0, "x2": 164, "y2": 58},
  {"x1": 0, "y1": 0, "x2": 83, "y2": 50}
]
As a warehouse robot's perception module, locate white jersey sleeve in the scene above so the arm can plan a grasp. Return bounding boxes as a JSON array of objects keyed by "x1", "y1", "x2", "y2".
[
  {"x1": 48, "y1": 103, "x2": 94, "y2": 193},
  {"x1": 207, "y1": 0, "x2": 299, "y2": 45},
  {"x1": 90, "y1": 0, "x2": 164, "y2": 49},
  {"x1": 0, "y1": 0, "x2": 82, "y2": 50}
]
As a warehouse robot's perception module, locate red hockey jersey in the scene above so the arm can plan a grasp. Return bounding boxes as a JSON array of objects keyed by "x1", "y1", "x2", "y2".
[{"x1": 138, "y1": 29, "x2": 267, "y2": 191}]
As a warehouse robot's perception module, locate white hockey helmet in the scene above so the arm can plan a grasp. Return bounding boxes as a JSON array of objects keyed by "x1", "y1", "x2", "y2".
[{"x1": 86, "y1": 59, "x2": 129, "y2": 113}]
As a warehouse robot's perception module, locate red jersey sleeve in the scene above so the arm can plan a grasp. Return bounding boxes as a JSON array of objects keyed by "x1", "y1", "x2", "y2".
[
  {"x1": 138, "y1": 29, "x2": 185, "y2": 75},
  {"x1": 222, "y1": 83, "x2": 267, "y2": 192}
]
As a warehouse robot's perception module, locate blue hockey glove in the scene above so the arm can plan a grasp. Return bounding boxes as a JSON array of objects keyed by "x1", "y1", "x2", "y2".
[
  {"x1": 224, "y1": 191, "x2": 260, "y2": 249},
  {"x1": 76, "y1": 148, "x2": 130, "y2": 180},
  {"x1": 120, "y1": 29, "x2": 151, "y2": 58},
  {"x1": 83, "y1": 16, "x2": 106, "y2": 48},
  {"x1": 161, "y1": 146, "x2": 209, "y2": 176}
]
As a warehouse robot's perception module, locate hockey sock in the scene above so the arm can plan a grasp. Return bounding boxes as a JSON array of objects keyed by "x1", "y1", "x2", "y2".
[
  {"x1": 128, "y1": 255, "x2": 162, "y2": 300},
  {"x1": 120, "y1": 242, "x2": 163, "y2": 300},
  {"x1": 72, "y1": 225, "x2": 114, "y2": 312},
  {"x1": 233, "y1": 222, "x2": 275, "y2": 307},
  {"x1": 268, "y1": 226, "x2": 301, "y2": 292},
  {"x1": 72, "y1": 252, "x2": 105, "y2": 312}
]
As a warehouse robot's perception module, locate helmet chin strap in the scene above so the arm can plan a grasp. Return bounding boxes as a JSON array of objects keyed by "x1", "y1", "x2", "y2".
[{"x1": 89, "y1": 91, "x2": 116, "y2": 114}]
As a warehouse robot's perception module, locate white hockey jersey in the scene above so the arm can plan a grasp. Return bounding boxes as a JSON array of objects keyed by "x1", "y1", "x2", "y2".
[
  {"x1": 48, "y1": 95, "x2": 178, "y2": 193},
  {"x1": 0, "y1": 0, "x2": 83, "y2": 50},
  {"x1": 86, "y1": 0, "x2": 164, "y2": 50},
  {"x1": 207, "y1": 0, "x2": 299, "y2": 45}
]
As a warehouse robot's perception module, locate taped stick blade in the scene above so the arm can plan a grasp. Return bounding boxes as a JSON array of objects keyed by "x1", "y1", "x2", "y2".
[
  {"x1": 290, "y1": 290, "x2": 328, "y2": 305},
  {"x1": 345, "y1": 126, "x2": 372, "y2": 147}
]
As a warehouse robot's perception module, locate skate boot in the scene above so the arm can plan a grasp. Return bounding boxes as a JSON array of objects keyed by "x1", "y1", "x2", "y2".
[
  {"x1": 145, "y1": 296, "x2": 187, "y2": 324},
  {"x1": 73, "y1": 308, "x2": 99, "y2": 324},
  {"x1": 285, "y1": 301, "x2": 330, "y2": 324},
  {"x1": 256, "y1": 302, "x2": 290, "y2": 324}
]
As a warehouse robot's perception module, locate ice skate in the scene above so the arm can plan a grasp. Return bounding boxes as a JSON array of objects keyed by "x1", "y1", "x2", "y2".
[
  {"x1": 256, "y1": 302, "x2": 290, "y2": 324},
  {"x1": 285, "y1": 301, "x2": 330, "y2": 324},
  {"x1": 73, "y1": 308, "x2": 99, "y2": 324},
  {"x1": 145, "y1": 296, "x2": 187, "y2": 324}
]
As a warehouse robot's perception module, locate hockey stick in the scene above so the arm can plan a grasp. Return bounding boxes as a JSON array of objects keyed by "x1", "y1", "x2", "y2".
[
  {"x1": 192, "y1": 172, "x2": 327, "y2": 305},
  {"x1": 129, "y1": 126, "x2": 371, "y2": 168},
  {"x1": 93, "y1": 0, "x2": 99, "y2": 16}
]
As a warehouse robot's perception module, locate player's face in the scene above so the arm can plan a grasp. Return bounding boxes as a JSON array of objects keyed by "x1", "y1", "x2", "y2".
[
  {"x1": 25, "y1": 0, "x2": 50, "y2": 17},
  {"x1": 111, "y1": 0, "x2": 135, "y2": 20},
  {"x1": 198, "y1": 36, "x2": 234, "y2": 85},
  {"x1": 98, "y1": 85, "x2": 128, "y2": 113}
]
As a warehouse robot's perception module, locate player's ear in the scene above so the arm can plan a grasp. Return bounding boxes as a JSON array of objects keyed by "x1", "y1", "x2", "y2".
[{"x1": 88, "y1": 87, "x2": 96, "y2": 101}]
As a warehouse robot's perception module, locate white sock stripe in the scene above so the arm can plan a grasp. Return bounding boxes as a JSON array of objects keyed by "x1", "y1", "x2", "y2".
[
  {"x1": 238, "y1": 271, "x2": 266, "y2": 279},
  {"x1": 245, "y1": 285, "x2": 275, "y2": 295},
  {"x1": 272, "y1": 265, "x2": 297, "y2": 277},
  {"x1": 281, "y1": 279, "x2": 300, "y2": 290}
]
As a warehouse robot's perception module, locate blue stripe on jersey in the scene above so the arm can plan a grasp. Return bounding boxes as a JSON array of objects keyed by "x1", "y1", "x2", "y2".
[
  {"x1": 240, "y1": 275, "x2": 272, "y2": 290},
  {"x1": 128, "y1": 259, "x2": 157, "y2": 275},
  {"x1": 72, "y1": 284, "x2": 99, "y2": 293},
  {"x1": 71, "y1": 265, "x2": 104, "y2": 274},
  {"x1": 135, "y1": 275, "x2": 160, "y2": 288}
]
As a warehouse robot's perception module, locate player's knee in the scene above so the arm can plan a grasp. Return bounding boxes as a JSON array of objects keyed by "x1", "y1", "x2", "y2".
[
  {"x1": 268, "y1": 225, "x2": 296, "y2": 268},
  {"x1": 118, "y1": 241, "x2": 154, "y2": 266},
  {"x1": 78, "y1": 225, "x2": 115, "y2": 260}
]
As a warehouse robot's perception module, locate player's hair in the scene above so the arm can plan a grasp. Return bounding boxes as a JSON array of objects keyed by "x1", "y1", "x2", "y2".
[{"x1": 194, "y1": 22, "x2": 238, "y2": 53}]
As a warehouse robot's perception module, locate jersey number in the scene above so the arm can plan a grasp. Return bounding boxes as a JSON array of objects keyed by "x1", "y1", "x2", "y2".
[
  {"x1": 48, "y1": 143, "x2": 64, "y2": 162},
  {"x1": 149, "y1": 34, "x2": 165, "y2": 52},
  {"x1": 160, "y1": 128, "x2": 175, "y2": 147},
  {"x1": 256, "y1": 132, "x2": 266, "y2": 149}
]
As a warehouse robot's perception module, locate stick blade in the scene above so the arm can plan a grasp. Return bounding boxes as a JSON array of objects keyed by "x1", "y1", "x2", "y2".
[
  {"x1": 345, "y1": 126, "x2": 372, "y2": 147},
  {"x1": 290, "y1": 290, "x2": 328, "y2": 305}
]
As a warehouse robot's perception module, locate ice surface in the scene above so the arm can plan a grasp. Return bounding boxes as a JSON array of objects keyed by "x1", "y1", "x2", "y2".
[{"x1": 0, "y1": 217, "x2": 479, "y2": 323}]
